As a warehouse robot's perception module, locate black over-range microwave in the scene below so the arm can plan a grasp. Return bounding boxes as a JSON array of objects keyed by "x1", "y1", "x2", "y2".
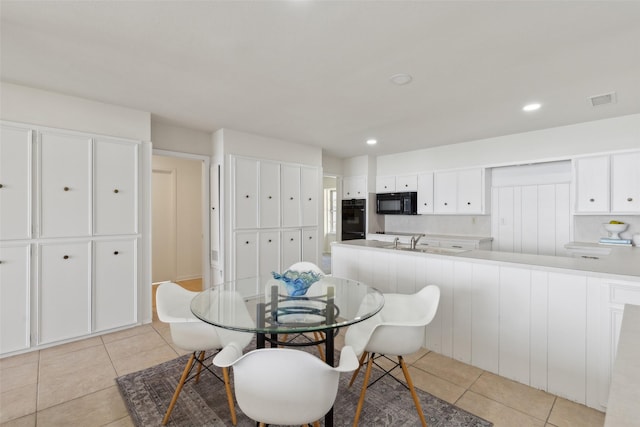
[{"x1": 376, "y1": 192, "x2": 418, "y2": 215}]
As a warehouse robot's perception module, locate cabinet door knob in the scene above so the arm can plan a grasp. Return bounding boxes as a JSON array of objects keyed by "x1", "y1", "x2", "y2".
[
  {"x1": 290, "y1": 238, "x2": 294, "y2": 242},
  {"x1": 444, "y1": 202, "x2": 448, "y2": 206},
  {"x1": 212, "y1": 207, "x2": 215, "y2": 210},
  {"x1": 113, "y1": 251, "x2": 119, "y2": 255},
  {"x1": 245, "y1": 241, "x2": 250, "y2": 244},
  {"x1": 0, "y1": 184, "x2": 3, "y2": 188},
  {"x1": 424, "y1": 203, "x2": 427, "y2": 206},
  {"x1": 405, "y1": 184, "x2": 408, "y2": 187},
  {"x1": 308, "y1": 197, "x2": 312, "y2": 201},
  {"x1": 290, "y1": 197, "x2": 294, "y2": 200},
  {"x1": 64, "y1": 186, "x2": 70, "y2": 191},
  {"x1": 245, "y1": 195, "x2": 250, "y2": 198},
  {"x1": 628, "y1": 197, "x2": 633, "y2": 202},
  {"x1": 268, "y1": 196, "x2": 272, "y2": 199},
  {"x1": 308, "y1": 236, "x2": 312, "y2": 240},
  {"x1": 467, "y1": 202, "x2": 471, "y2": 205},
  {"x1": 589, "y1": 198, "x2": 595, "y2": 202},
  {"x1": 114, "y1": 189, "x2": 119, "y2": 194},
  {"x1": 268, "y1": 239, "x2": 272, "y2": 243},
  {"x1": 63, "y1": 255, "x2": 69, "y2": 260}
]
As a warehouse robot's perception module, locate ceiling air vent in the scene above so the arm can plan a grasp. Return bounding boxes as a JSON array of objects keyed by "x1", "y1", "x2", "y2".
[{"x1": 588, "y1": 92, "x2": 617, "y2": 107}]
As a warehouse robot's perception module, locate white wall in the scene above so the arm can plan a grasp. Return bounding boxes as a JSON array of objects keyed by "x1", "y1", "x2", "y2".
[
  {"x1": 151, "y1": 119, "x2": 212, "y2": 156},
  {"x1": 322, "y1": 154, "x2": 343, "y2": 176},
  {"x1": 377, "y1": 114, "x2": 640, "y2": 175},
  {"x1": 0, "y1": 82, "x2": 150, "y2": 141},
  {"x1": 152, "y1": 155, "x2": 203, "y2": 281}
]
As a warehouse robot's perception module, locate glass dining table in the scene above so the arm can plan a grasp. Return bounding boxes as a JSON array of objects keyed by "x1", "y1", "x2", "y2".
[{"x1": 190, "y1": 274, "x2": 385, "y2": 427}]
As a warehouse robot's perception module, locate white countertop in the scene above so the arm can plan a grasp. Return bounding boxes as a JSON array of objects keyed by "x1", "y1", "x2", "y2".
[
  {"x1": 604, "y1": 304, "x2": 640, "y2": 426},
  {"x1": 334, "y1": 239, "x2": 640, "y2": 279},
  {"x1": 367, "y1": 232, "x2": 493, "y2": 242}
]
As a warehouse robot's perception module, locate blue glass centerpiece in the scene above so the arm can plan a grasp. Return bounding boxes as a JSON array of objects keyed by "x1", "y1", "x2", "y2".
[{"x1": 272, "y1": 270, "x2": 322, "y2": 296}]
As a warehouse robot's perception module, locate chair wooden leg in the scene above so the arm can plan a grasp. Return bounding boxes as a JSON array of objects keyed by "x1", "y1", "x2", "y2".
[
  {"x1": 162, "y1": 352, "x2": 196, "y2": 425},
  {"x1": 348, "y1": 351, "x2": 368, "y2": 388},
  {"x1": 312, "y1": 331, "x2": 325, "y2": 361},
  {"x1": 222, "y1": 366, "x2": 237, "y2": 426},
  {"x1": 353, "y1": 353, "x2": 374, "y2": 426},
  {"x1": 313, "y1": 421, "x2": 321, "y2": 427},
  {"x1": 399, "y1": 356, "x2": 428, "y2": 427},
  {"x1": 194, "y1": 351, "x2": 205, "y2": 383}
]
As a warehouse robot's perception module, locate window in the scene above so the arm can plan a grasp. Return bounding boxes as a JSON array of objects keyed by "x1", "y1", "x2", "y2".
[{"x1": 325, "y1": 188, "x2": 337, "y2": 233}]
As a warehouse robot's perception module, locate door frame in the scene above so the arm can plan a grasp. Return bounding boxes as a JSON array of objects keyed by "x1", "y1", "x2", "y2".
[{"x1": 152, "y1": 149, "x2": 211, "y2": 289}]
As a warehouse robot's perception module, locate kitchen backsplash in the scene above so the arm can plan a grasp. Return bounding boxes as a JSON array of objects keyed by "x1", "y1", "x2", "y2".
[
  {"x1": 382, "y1": 215, "x2": 492, "y2": 236},
  {"x1": 574, "y1": 215, "x2": 639, "y2": 243}
]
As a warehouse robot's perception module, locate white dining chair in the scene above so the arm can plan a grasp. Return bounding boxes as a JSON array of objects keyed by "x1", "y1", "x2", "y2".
[
  {"x1": 345, "y1": 285, "x2": 440, "y2": 427},
  {"x1": 213, "y1": 343, "x2": 359, "y2": 426},
  {"x1": 155, "y1": 282, "x2": 253, "y2": 425}
]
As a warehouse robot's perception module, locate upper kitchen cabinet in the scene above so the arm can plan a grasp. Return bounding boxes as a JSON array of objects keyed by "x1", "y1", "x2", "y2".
[
  {"x1": 93, "y1": 138, "x2": 138, "y2": 236},
  {"x1": 259, "y1": 161, "x2": 281, "y2": 228},
  {"x1": 301, "y1": 166, "x2": 319, "y2": 227},
  {"x1": 376, "y1": 176, "x2": 395, "y2": 193},
  {"x1": 39, "y1": 131, "x2": 92, "y2": 238},
  {"x1": 0, "y1": 124, "x2": 32, "y2": 240},
  {"x1": 611, "y1": 151, "x2": 640, "y2": 213},
  {"x1": 233, "y1": 157, "x2": 259, "y2": 229},
  {"x1": 434, "y1": 168, "x2": 488, "y2": 214},
  {"x1": 417, "y1": 172, "x2": 434, "y2": 214},
  {"x1": 574, "y1": 155, "x2": 610, "y2": 213},
  {"x1": 396, "y1": 174, "x2": 418, "y2": 192},
  {"x1": 343, "y1": 175, "x2": 366, "y2": 199},
  {"x1": 574, "y1": 151, "x2": 639, "y2": 214},
  {"x1": 281, "y1": 165, "x2": 301, "y2": 228}
]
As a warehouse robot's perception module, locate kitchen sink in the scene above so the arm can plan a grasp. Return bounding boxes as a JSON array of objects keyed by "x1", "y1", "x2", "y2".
[{"x1": 397, "y1": 246, "x2": 469, "y2": 255}]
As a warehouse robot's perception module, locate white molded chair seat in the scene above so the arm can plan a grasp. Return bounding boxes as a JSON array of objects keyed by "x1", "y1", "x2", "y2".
[
  {"x1": 156, "y1": 282, "x2": 253, "y2": 425},
  {"x1": 345, "y1": 285, "x2": 440, "y2": 427},
  {"x1": 214, "y1": 343, "x2": 359, "y2": 426}
]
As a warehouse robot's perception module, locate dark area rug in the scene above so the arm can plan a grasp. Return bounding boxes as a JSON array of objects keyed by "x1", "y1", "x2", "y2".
[{"x1": 116, "y1": 345, "x2": 492, "y2": 427}]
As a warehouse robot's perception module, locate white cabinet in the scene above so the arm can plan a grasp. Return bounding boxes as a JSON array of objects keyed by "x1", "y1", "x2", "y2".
[
  {"x1": 417, "y1": 172, "x2": 434, "y2": 214},
  {"x1": 259, "y1": 161, "x2": 280, "y2": 228},
  {"x1": 302, "y1": 228, "x2": 318, "y2": 264},
  {"x1": 343, "y1": 176, "x2": 366, "y2": 199},
  {"x1": 0, "y1": 125, "x2": 32, "y2": 240},
  {"x1": 611, "y1": 152, "x2": 640, "y2": 213},
  {"x1": 93, "y1": 138, "x2": 138, "y2": 235},
  {"x1": 233, "y1": 157, "x2": 259, "y2": 229},
  {"x1": 0, "y1": 244, "x2": 31, "y2": 354},
  {"x1": 376, "y1": 176, "x2": 395, "y2": 193},
  {"x1": 282, "y1": 229, "x2": 301, "y2": 270},
  {"x1": 93, "y1": 239, "x2": 137, "y2": 332},
  {"x1": 259, "y1": 231, "x2": 280, "y2": 276},
  {"x1": 434, "y1": 171, "x2": 458, "y2": 213},
  {"x1": 574, "y1": 151, "x2": 640, "y2": 214},
  {"x1": 575, "y1": 155, "x2": 609, "y2": 213},
  {"x1": 301, "y1": 167, "x2": 319, "y2": 227},
  {"x1": 234, "y1": 231, "x2": 258, "y2": 279},
  {"x1": 38, "y1": 241, "x2": 91, "y2": 345},
  {"x1": 434, "y1": 168, "x2": 487, "y2": 214},
  {"x1": 281, "y1": 165, "x2": 301, "y2": 228},
  {"x1": 39, "y1": 131, "x2": 92, "y2": 238},
  {"x1": 396, "y1": 174, "x2": 418, "y2": 192}
]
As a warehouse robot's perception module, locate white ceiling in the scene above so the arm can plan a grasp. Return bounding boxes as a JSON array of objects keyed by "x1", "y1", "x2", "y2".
[{"x1": 1, "y1": 1, "x2": 639, "y2": 158}]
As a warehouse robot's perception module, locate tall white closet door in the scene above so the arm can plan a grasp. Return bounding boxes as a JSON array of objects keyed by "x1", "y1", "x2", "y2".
[
  {"x1": 259, "y1": 161, "x2": 280, "y2": 228},
  {"x1": 282, "y1": 229, "x2": 301, "y2": 270},
  {"x1": 301, "y1": 167, "x2": 318, "y2": 227},
  {"x1": 39, "y1": 241, "x2": 91, "y2": 344},
  {"x1": 94, "y1": 138, "x2": 138, "y2": 235},
  {"x1": 259, "y1": 231, "x2": 280, "y2": 276},
  {"x1": 302, "y1": 228, "x2": 318, "y2": 264},
  {"x1": 233, "y1": 157, "x2": 258, "y2": 229},
  {"x1": 281, "y1": 166, "x2": 301, "y2": 228},
  {"x1": 234, "y1": 232, "x2": 257, "y2": 279},
  {"x1": 0, "y1": 244, "x2": 31, "y2": 353},
  {"x1": 0, "y1": 125, "x2": 32, "y2": 240},
  {"x1": 93, "y1": 239, "x2": 137, "y2": 332},
  {"x1": 39, "y1": 132, "x2": 91, "y2": 238}
]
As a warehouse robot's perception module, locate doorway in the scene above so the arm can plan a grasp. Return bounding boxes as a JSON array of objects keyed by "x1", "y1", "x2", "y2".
[
  {"x1": 322, "y1": 176, "x2": 338, "y2": 273},
  {"x1": 151, "y1": 151, "x2": 210, "y2": 310}
]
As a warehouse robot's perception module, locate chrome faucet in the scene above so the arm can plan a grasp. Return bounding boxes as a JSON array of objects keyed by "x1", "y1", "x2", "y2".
[
  {"x1": 410, "y1": 234, "x2": 422, "y2": 249},
  {"x1": 393, "y1": 237, "x2": 400, "y2": 249}
]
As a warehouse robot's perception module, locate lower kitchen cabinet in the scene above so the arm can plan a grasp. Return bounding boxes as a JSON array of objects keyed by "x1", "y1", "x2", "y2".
[
  {"x1": 0, "y1": 244, "x2": 31, "y2": 354},
  {"x1": 38, "y1": 241, "x2": 91, "y2": 345},
  {"x1": 93, "y1": 239, "x2": 137, "y2": 332}
]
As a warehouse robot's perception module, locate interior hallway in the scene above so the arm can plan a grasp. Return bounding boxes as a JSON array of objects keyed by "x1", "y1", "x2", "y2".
[{"x1": 1, "y1": 280, "x2": 605, "y2": 427}]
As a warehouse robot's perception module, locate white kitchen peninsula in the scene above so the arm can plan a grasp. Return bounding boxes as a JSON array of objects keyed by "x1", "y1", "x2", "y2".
[{"x1": 331, "y1": 239, "x2": 640, "y2": 413}]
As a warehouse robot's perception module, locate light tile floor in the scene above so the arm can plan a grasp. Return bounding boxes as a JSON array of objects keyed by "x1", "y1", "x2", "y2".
[{"x1": 1, "y1": 280, "x2": 606, "y2": 427}]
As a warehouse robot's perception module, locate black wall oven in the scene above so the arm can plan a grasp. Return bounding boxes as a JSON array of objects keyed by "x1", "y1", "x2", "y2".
[{"x1": 341, "y1": 199, "x2": 366, "y2": 241}]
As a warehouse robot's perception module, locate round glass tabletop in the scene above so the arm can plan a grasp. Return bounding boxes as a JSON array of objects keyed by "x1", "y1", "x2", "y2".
[{"x1": 190, "y1": 275, "x2": 385, "y2": 335}]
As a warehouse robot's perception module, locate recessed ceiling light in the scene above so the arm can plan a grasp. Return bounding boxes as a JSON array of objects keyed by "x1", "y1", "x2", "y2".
[
  {"x1": 522, "y1": 103, "x2": 541, "y2": 112},
  {"x1": 389, "y1": 73, "x2": 412, "y2": 86},
  {"x1": 366, "y1": 139, "x2": 377, "y2": 145}
]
